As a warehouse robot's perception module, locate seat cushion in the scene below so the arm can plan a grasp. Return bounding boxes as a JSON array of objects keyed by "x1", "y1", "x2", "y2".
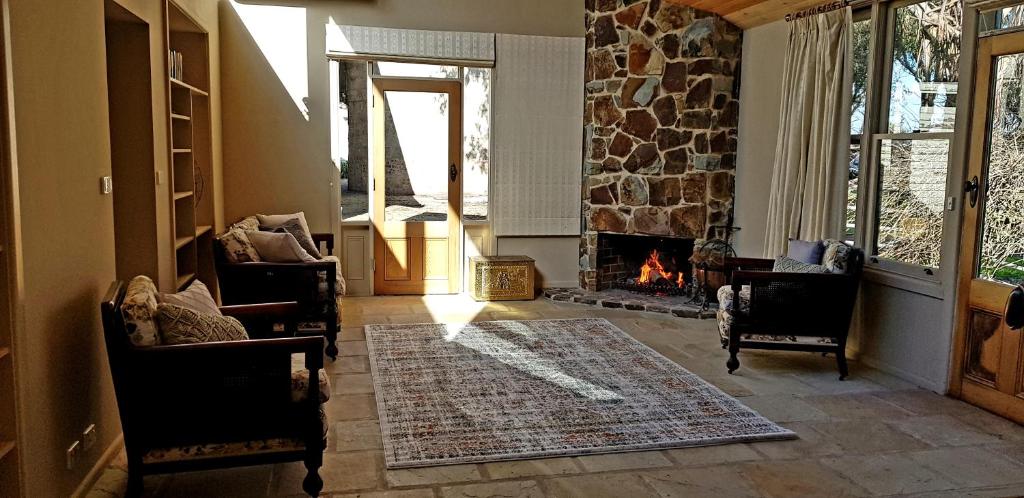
[
  {"x1": 717, "y1": 285, "x2": 750, "y2": 313},
  {"x1": 717, "y1": 308, "x2": 835, "y2": 344},
  {"x1": 320, "y1": 255, "x2": 347, "y2": 297},
  {"x1": 290, "y1": 354, "x2": 331, "y2": 403},
  {"x1": 822, "y1": 239, "x2": 854, "y2": 274},
  {"x1": 122, "y1": 275, "x2": 160, "y2": 347}
]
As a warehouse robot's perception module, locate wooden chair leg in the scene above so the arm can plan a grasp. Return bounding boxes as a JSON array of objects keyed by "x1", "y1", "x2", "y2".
[
  {"x1": 726, "y1": 329, "x2": 741, "y2": 374},
  {"x1": 836, "y1": 345, "x2": 849, "y2": 381},
  {"x1": 325, "y1": 333, "x2": 338, "y2": 360},
  {"x1": 302, "y1": 456, "x2": 323, "y2": 497}
]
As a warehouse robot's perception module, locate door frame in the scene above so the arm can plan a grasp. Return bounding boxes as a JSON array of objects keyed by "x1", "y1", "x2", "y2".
[
  {"x1": 949, "y1": 30, "x2": 1024, "y2": 409},
  {"x1": 370, "y1": 77, "x2": 463, "y2": 294}
]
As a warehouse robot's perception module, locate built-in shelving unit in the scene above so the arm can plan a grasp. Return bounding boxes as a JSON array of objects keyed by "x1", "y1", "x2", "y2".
[{"x1": 166, "y1": 0, "x2": 215, "y2": 292}]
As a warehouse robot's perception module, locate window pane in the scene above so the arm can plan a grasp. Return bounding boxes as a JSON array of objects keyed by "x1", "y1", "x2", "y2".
[
  {"x1": 851, "y1": 18, "x2": 871, "y2": 136},
  {"x1": 372, "y1": 62, "x2": 459, "y2": 78},
  {"x1": 846, "y1": 140, "x2": 860, "y2": 243},
  {"x1": 340, "y1": 60, "x2": 369, "y2": 222},
  {"x1": 978, "y1": 53, "x2": 1024, "y2": 286},
  {"x1": 888, "y1": 1, "x2": 962, "y2": 134},
  {"x1": 980, "y1": 6, "x2": 1024, "y2": 34},
  {"x1": 463, "y1": 67, "x2": 489, "y2": 221},
  {"x1": 383, "y1": 90, "x2": 450, "y2": 222},
  {"x1": 875, "y1": 138, "x2": 948, "y2": 268}
]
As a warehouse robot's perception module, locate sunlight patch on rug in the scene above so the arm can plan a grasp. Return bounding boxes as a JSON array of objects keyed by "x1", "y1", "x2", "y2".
[{"x1": 365, "y1": 318, "x2": 795, "y2": 468}]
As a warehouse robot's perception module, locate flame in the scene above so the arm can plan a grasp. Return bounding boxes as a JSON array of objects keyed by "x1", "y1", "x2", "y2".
[{"x1": 637, "y1": 249, "x2": 684, "y2": 288}]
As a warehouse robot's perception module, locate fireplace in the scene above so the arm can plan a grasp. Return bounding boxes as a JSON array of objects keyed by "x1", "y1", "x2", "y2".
[{"x1": 596, "y1": 233, "x2": 695, "y2": 294}]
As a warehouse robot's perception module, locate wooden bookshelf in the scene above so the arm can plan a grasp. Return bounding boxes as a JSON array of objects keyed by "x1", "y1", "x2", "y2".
[{"x1": 166, "y1": 0, "x2": 215, "y2": 292}]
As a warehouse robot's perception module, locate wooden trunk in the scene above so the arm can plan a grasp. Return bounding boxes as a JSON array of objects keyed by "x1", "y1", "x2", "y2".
[{"x1": 469, "y1": 256, "x2": 535, "y2": 301}]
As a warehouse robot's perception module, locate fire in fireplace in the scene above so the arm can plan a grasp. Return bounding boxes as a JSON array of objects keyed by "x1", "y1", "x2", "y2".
[{"x1": 596, "y1": 233, "x2": 694, "y2": 295}]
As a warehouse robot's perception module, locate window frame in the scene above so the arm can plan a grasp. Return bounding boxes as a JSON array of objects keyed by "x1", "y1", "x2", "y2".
[{"x1": 851, "y1": 0, "x2": 967, "y2": 284}]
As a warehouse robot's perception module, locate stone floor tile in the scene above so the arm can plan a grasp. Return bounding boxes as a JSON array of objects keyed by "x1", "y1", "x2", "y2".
[
  {"x1": 739, "y1": 459, "x2": 870, "y2": 497},
  {"x1": 334, "y1": 489, "x2": 436, "y2": 498},
  {"x1": 161, "y1": 465, "x2": 273, "y2": 497},
  {"x1": 334, "y1": 420, "x2": 384, "y2": 451},
  {"x1": 907, "y1": 447, "x2": 1024, "y2": 488},
  {"x1": 328, "y1": 394, "x2": 378, "y2": 421},
  {"x1": 955, "y1": 409, "x2": 1024, "y2": 443},
  {"x1": 385, "y1": 464, "x2": 482, "y2": 487},
  {"x1": 483, "y1": 457, "x2": 581, "y2": 479},
  {"x1": 340, "y1": 341, "x2": 369, "y2": 356},
  {"x1": 820, "y1": 453, "x2": 957, "y2": 496},
  {"x1": 801, "y1": 392, "x2": 915, "y2": 420},
  {"x1": 575, "y1": 451, "x2": 673, "y2": 472},
  {"x1": 440, "y1": 480, "x2": 543, "y2": 498},
  {"x1": 641, "y1": 465, "x2": 759, "y2": 497},
  {"x1": 388, "y1": 314, "x2": 435, "y2": 324},
  {"x1": 871, "y1": 389, "x2": 980, "y2": 417},
  {"x1": 739, "y1": 395, "x2": 829, "y2": 423},
  {"x1": 750, "y1": 422, "x2": 843, "y2": 460},
  {"x1": 665, "y1": 443, "x2": 762, "y2": 467},
  {"x1": 899, "y1": 483, "x2": 1024, "y2": 497},
  {"x1": 334, "y1": 355, "x2": 371, "y2": 374},
  {"x1": 271, "y1": 452, "x2": 381, "y2": 495},
  {"x1": 806, "y1": 419, "x2": 931, "y2": 454},
  {"x1": 543, "y1": 473, "x2": 655, "y2": 498},
  {"x1": 489, "y1": 311, "x2": 542, "y2": 321},
  {"x1": 888, "y1": 414, "x2": 1002, "y2": 447},
  {"x1": 336, "y1": 373, "x2": 375, "y2": 395},
  {"x1": 341, "y1": 327, "x2": 366, "y2": 341}
]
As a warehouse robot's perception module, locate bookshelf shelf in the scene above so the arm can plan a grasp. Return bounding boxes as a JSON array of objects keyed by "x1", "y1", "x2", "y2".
[{"x1": 173, "y1": 190, "x2": 193, "y2": 200}]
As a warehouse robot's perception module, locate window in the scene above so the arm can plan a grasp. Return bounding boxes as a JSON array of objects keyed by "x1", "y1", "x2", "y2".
[
  {"x1": 980, "y1": 6, "x2": 1024, "y2": 34},
  {"x1": 847, "y1": 0, "x2": 962, "y2": 276},
  {"x1": 371, "y1": 62, "x2": 459, "y2": 78},
  {"x1": 463, "y1": 67, "x2": 490, "y2": 221}
]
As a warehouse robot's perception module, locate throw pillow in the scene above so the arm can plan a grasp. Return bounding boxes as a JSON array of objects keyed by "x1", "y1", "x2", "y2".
[
  {"x1": 822, "y1": 239, "x2": 854, "y2": 274},
  {"x1": 787, "y1": 239, "x2": 825, "y2": 264},
  {"x1": 257, "y1": 212, "x2": 312, "y2": 241},
  {"x1": 261, "y1": 217, "x2": 322, "y2": 259},
  {"x1": 773, "y1": 255, "x2": 828, "y2": 274},
  {"x1": 160, "y1": 279, "x2": 221, "y2": 316},
  {"x1": 246, "y1": 230, "x2": 317, "y2": 262},
  {"x1": 321, "y1": 255, "x2": 347, "y2": 296},
  {"x1": 122, "y1": 275, "x2": 160, "y2": 347},
  {"x1": 230, "y1": 216, "x2": 260, "y2": 232},
  {"x1": 219, "y1": 228, "x2": 261, "y2": 263},
  {"x1": 155, "y1": 303, "x2": 249, "y2": 345}
]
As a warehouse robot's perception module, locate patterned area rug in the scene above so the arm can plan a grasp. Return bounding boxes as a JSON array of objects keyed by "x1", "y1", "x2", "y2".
[{"x1": 365, "y1": 318, "x2": 795, "y2": 469}]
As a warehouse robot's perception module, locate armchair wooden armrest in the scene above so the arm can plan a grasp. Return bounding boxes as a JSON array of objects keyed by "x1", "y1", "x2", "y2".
[
  {"x1": 311, "y1": 233, "x2": 334, "y2": 256},
  {"x1": 220, "y1": 301, "x2": 301, "y2": 338}
]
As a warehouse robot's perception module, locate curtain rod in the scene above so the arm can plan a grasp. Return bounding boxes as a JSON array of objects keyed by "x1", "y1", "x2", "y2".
[{"x1": 785, "y1": 0, "x2": 867, "y2": 22}]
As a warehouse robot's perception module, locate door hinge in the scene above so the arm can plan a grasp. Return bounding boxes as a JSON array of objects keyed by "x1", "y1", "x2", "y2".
[{"x1": 371, "y1": 257, "x2": 376, "y2": 269}]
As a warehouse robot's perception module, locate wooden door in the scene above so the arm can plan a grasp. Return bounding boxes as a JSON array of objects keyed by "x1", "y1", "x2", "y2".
[
  {"x1": 951, "y1": 31, "x2": 1024, "y2": 422},
  {"x1": 372, "y1": 78, "x2": 462, "y2": 294}
]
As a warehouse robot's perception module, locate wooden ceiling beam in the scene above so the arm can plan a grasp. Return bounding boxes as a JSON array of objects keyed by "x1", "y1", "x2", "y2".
[{"x1": 675, "y1": 0, "x2": 840, "y2": 29}]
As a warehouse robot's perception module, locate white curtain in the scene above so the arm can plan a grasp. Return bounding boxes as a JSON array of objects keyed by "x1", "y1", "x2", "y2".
[
  {"x1": 492, "y1": 34, "x2": 585, "y2": 236},
  {"x1": 763, "y1": 9, "x2": 852, "y2": 258}
]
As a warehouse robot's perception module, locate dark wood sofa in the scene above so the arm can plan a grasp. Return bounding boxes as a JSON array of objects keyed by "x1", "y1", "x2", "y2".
[
  {"x1": 100, "y1": 281, "x2": 326, "y2": 497},
  {"x1": 718, "y1": 246, "x2": 865, "y2": 380},
  {"x1": 214, "y1": 232, "x2": 339, "y2": 359}
]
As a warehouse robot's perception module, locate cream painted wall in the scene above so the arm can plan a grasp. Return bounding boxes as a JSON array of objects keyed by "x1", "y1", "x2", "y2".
[
  {"x1": 219, "y1": 0, "x2": 583, "y2": 232},
  {"x1": 496, "y1": 237, "x2": 580, "y2": 289},
  {"x1": 734, "y1": 20, "x2": 787, "y2": 258},
  {"x1": 6, "y1": 0, "x2": 222, "y2": 495}
]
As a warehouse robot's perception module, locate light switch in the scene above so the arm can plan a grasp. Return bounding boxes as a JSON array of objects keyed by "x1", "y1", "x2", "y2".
[
  {"x1": 100, "y1": 176, "x2": 113, "y2": 195},
  {"x1": 156, "y1": 170, "x2": 164, "y2": 185}
]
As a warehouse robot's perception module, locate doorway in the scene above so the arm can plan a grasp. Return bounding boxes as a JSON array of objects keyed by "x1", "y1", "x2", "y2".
[
  {"x1": 951, "y1": 29, "x2": 1024, "y2": 422},
  {"x1": 371, "y1": 78, "x2": 463, "y2": 294}
]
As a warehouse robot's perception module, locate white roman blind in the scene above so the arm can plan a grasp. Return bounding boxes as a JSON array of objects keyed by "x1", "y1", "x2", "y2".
[
  {"x1": 492, "y1": 34, "x2": 585, "y2": 236},
  {"x1": 326, "y1": 25, "x2": 495, "y2": 65}
]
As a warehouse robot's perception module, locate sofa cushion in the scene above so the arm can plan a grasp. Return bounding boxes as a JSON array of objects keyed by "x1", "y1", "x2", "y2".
[
  {"x1": 822, "y1": 239, "x2": 854, "y2": 274},
  {"x1": 155, "y1": 304, "x2": 249, "y2": 345},
  {"x1": 231, "y1": 216, "x2": 260, "y2": 232},
  {"x1": 122, "y1": 275, "x2": 160, "y2": 347},
  {"x1": 262, "y1": 217, "x2": 322, "y2": 260},
  {"x1": 773, "y1": 256, "x2": 828, "y2": 273},
  {"x1": 320, "y1": 255, "x2": 347, "y2": 297},
  {"x1": 717, "y1": 308, "x2": 835, "y2": 345},
  {"x1": 290, "y1": 354, "x2": 331, "y2": 403},
  {"x1": 717, "y1": 285, "x2": 750, "y2": 313},
  {"x1": 257, "y1": 212, "x2": 313, "y2": 241},
  {"x1": 787, "y1": 239, "x2": 825, "y2": 264},
  {"x1": 160, "y1": 279, "x2": 220, "y2": 316},
  {"x1": 220, "y1": 228, "x2": 261, "y2": 263},
  {"x1": 247, "y1": 231, "x2": 317, "y2": 263}
]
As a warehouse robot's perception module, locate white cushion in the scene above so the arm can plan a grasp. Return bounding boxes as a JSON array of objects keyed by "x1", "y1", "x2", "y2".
[
  {"x1": 246, "y1": 230, "x2": 316, "y2": 262},
  {"x1": 160, "y1": 280, "x2": 221, "y2": 316},
  {"x1": 257, "y1": 212, "x2": 312, "y2": 239}
]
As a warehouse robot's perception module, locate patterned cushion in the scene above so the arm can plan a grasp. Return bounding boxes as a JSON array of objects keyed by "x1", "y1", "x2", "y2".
[
  {"x1": 822, "y1": 239, "x2": 854, "y2": 274},
  {"x1": 717, "y1": 285, "x2": 750, "y2": 313},
  {"x1": 160, "y1": 280, "x2": 220, "y2": 316},
  {"x1": 718, "y1": 309, "x2": 834, "y2": 344},
  {"x1": 262, "y1": 217, "x2": 322, "y2": 260},
  {"x1": 219, "y1": 228, "x2": 261, "y2": 263},
  {"x1": 290, "y1": 354, "x2": 331, "y2": 403},
  {"x1": 155, "y1": 304, "x2": 249, "y2": 345},
  {"x1": 320, "y1": 255, "x2": 347, "y2": 297},
  {"x1": 122, "y1": 275, "x2": 160, "y2": 347},
  {"x1": 230, "y1": 216, "x2": 260, "y2": 232},
  {"x1": 773, "y1": 256, "x2": 828, "y2": 273}
]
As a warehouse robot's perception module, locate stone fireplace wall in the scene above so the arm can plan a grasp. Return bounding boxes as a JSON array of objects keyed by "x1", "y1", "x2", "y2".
[{"x1": 580, "y1": 0, "x2": 742, "y2": 290}]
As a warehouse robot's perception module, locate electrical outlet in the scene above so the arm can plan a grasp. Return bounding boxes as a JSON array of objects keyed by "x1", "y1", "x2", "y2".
[
  {"x1": 66, "y1": 441, "x2": 80, "y2": 470},
  {"x1": 82, "y1": 424, "x2": 97, "y2": 451},
  {"x1": 100, "y1": 176, "x2": 113, "y2": 195}
]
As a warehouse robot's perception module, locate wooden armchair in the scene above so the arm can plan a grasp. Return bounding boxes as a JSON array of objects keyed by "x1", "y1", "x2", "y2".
[
  {"x1": 214, "y1": 232, "x2": 339, "y2": 358},
  {"x1": 100, "y1": 281, "x2": 326, "y2": 497},
  {"x1": 718, "y1": 246, "x2": 864, "y2": 380}
]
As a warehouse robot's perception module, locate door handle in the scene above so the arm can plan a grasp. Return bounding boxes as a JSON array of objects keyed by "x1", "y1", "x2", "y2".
[
  {"x1": 964, "y1": 175, "x2": 980, "y2": 208},
  {"x1": 449, "y1": 163, "x2": 458, "y2": 182},
  {"x1": 1007, "y1": 285, "x2": 1024, "y2": 330}
]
